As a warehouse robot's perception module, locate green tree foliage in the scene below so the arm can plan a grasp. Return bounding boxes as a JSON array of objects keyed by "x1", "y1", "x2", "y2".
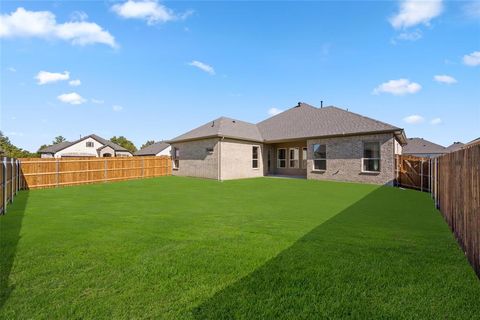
[
  {"x1": 0, "y1": 131, "x2": 36, "y2": 158},
  {"x1": 141, "y1": 140, "x2": 156, "y2": 150},
  {"x1": 110, "y1": 136, "x2": 137, "y2": 153},
  {"x1": 52, "y1": 136, "x2": 66, "y2": 144}
]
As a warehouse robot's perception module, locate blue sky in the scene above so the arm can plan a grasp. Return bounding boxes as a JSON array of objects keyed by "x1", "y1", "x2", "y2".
[{"x1": 1, "y1": 0, "x2": 479, "y2": 152}]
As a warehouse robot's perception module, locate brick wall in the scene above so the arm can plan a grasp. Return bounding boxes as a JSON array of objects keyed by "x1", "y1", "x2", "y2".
[{"x1": 306, "y1": 133, "x2": 396, "y2": 185}]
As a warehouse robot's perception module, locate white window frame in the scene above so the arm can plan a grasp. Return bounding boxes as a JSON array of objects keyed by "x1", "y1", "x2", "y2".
[
  {"x1": 312, "y1": 144, "x2": 327, "y2": 171},
  {"x1": 301, "y1": 147, "x2": 307, "y2": 169},
  {"x1": 361, "y1": 141, "x2": 381, "y2": 173},
  {"x1": 277, "y1": 148, "x2": 287, "y2": 168},
  {"x1": 252, "y1": 145, "x2": 260, "y2": 169},
  {"x1": 289, "y1": 147, "x2": 299, "y2": 168}
]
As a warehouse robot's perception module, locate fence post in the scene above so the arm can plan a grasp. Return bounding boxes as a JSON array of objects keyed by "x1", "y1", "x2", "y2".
[
  {"x1": 10, "y1": 158, "x2": 14, "y2": 201},
  {"x1": 104, "y1": 159, "x2": 107, "y2": 182},
  {"x1": 16, "y1": 159, "x2": 20, "y2": 193},
  {"x1": 142, "y1": 157, "x2": 144, "y2": 177},
  {"x1": 3, "y1": 157, "x2": 7, "y2": 214},
  {"x1": 55, "y1": 159, "x2": 59, "y2": 188}
]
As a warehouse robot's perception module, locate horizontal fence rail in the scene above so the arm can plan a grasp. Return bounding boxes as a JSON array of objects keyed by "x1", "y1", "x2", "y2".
[
  {"x1": 19, "y1": 156, "x2": 172, "y2": 189},
  {"x1": 1, "y1": 157, "x2": 21, "y2": 215}
]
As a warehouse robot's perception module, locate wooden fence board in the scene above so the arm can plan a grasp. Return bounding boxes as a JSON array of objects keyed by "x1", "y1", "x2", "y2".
[
  {"x1": 19, "y1": 156, "x2": 172, "y2": 189},
  {"x1": 434, "y1": 144, "x2": 479, "y2": 278}
]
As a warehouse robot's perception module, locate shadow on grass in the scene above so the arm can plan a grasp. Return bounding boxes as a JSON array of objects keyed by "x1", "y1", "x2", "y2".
[
  {"x1": 0, "y1": 191, "x2": 29, "y2": 309},
  {"x1": 193, "y1": 187, "x2": 480, "y2": 319}
]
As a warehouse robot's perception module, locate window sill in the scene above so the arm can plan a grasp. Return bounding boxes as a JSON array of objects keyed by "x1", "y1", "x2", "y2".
[
  {"x1": 360, "y1": 171, "x2": 380, "y2": 175},
  {"x1": 311, "y1": 169, "x2": 326, "y2": 173}
]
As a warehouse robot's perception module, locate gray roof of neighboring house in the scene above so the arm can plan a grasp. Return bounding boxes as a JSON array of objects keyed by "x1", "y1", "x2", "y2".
[
  {"x1": 38, "y1": 134, "x2": 130, "y2": 154},
  {"x1": 169, "y1": 117, "x2": 263, "y2": 143},
  {"x1": 134, "y1": 141, "x2": 170, "y2": 156},
  {"x1": 465, "y1": 137, "x2": 480, "y2": 147},
  {"x1": 446, "y1": 142, "x2": 464, "y2": 152},
  {"x1": 403, "y1": 138, "x2": 446, "y2": 155},
  {"x1": 168, "y1": 102, "x2": 406, "y2": 144}
]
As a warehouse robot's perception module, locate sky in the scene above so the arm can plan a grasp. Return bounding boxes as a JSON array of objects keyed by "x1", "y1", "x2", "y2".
[{"x1": 1, "y1": 0, "x2": 479, "y2": 152}]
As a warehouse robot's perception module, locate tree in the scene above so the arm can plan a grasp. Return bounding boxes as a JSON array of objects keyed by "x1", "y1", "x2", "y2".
[
  {"x1": 0, "y1": 131, "x2": 36, "y2": 158},
  {"x1": 141, "y1": 140, "x2": 156, "y2": 149},
  {"x1": 110, "y1": 136, "x2": 137, "y2": 153},
  {"x1": 52, "y1": 136, "x2": 66, "y2": 144}
]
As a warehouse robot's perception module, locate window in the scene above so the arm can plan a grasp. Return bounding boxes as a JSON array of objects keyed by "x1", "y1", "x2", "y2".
[
  {"x1": 363, "y1": 142, "x2": 380, "y2": 172},
  {"x1": 277, "y1": 148, "x2": 286, "y2": 168},
  {"x1": 86, "y1": 141, "x2": 94, "y2": 148},
  {"x1": 206, "y1": 147, "x2": 214, "y2": 154},
  {"x1": 313, "y1": 144, "x2": 326, "y2": 171},
  {"x1": 172, "y1": 147, "x2": 179, "y2": 169},
  {"x1": 289, "y1": 148, "x2": 299, "y2": 168},
  {"x1": 252, "y1": 146, "x2": 259, "y2": 168},
  {"x1": 302, "y1": 147, "x2": 307, "y2": 169}
]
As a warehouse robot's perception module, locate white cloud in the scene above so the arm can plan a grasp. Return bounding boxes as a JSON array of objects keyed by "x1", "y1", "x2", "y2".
[
  {"x1": 268, "y1": 108, "x2": 283, "y2": 116},
  {"x1": 403, "y1": 114, "x2": 425, "y2": 124},
  {"x1": 188, "y1": 60, "x2": 215, "y2": 75},
  {"x1": 373, "y1": 79, "x2": 422, "y2": 95},
  {"x1": 390, "y1": 0, "x2": 443, "y2": 29},
  {"x1": 35, "y1": 70, "x2": 69, "y2": 85},
  {"x1": 112, "y1": 105, "x2": 123, "y2": 112},
  {"x1": 70, "y1": 11, "x2": 88, "y2": 22},
  {"x1": 57, "y1": 92, "x2": 86, "y2": 105},
  {"x1": 8, "y1": 67, "x2": 16, "y2": 72},
  {"x1": 463, "y1": 51, "x2": 480, "y2": 66},
  {"x1": 112, "y1": 0, "x2": 192, "y2": 25},
  {"x1": 433, "y1": 75, "x2": 457, "y2": 84},
  {"x1": 69, "y1": 79, "x2": 81, "y2": 86},
  {"x1": 91, "y1": 98, "x2": 104, "y2": 104},
  {"x1": 430, "y1": 118, "x2": 442, "y2": 125},
  {"x1": 397, "y1": 29, "x2": 422, "y2": 41},
  {"x1": 0, "y1": 7, "x2": 117, "y2": 47}
]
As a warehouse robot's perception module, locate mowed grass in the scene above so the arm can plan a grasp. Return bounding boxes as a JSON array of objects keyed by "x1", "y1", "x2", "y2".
[{"x1": 0, "y1": 177, "x2": 479, "y2": 319}]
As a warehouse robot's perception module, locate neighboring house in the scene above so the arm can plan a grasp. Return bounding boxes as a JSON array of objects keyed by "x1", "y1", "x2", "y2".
[
  {"x1": 464, "y1": 137, "x2": 480, "y2": 148},
  {"x1": 38, "y1": 134, "x2": 133, "y2": 158},
  {"x1": 167, "y1": 102, "x2": 407, "y2": 185},
  {"x1": 402, "y1": 138, "x2": 446, "y2": 158},
  {"x1": 134, "y1": 142, "x2": 171, "y2": 156},
  {"x1": 445, "y1": 142, "x2": 464, "y2": 153}
]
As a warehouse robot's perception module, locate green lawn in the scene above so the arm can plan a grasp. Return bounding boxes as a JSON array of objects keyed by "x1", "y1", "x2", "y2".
[{"x1": 1, "y1": 176, "x2": 479, "y2": 319}]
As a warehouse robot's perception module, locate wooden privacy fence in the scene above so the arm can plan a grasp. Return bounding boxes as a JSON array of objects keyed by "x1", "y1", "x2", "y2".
[
  {"x1": 395, "y1": 155, "x2": 431, "y2": 192},
  {"x1": 1, "y1": 157, "x2": 21, "y2": 215},
  {"x1": 19, "y1": 156, "x2": 172, "y2": 189},
  {"x1": 431, "y1": 144, "x2": 479, "y2": 278}
]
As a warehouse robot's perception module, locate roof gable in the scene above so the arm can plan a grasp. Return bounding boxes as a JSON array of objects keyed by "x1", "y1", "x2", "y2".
[
  {"x1": 38, "y1": 134, "x2": 130, "y2": 154},
  {"x1": 170, "y1": 117, "x2": 262, "y2": 143},
  {"x1": 257, "y1": 103, "x2": 401, "y2": 142},
  {"x1": 134, "y1": 141, "x2": 170, "y2": 156}
]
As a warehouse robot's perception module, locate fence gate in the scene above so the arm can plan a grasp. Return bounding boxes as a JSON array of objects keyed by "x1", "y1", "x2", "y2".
[{"x1": 395, "y1": 155, "x2": 431, "y2": 192}]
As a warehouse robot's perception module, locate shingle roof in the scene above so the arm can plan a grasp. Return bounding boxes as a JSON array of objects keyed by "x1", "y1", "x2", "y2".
[
  {"x1": 169, "y1": 117, "x2": 263, "y2": 143},
  {"x1": 403, "y1": 138, "x2": 446, "y2": 155},
  {"x1": 38, "y1": 141, "x2": 74, "y2": 154},
  {"x1": 38, "y1": 134, "x2": 129, "y2": 154},
  {"x1": 134, "y1": 141, "x2": 170, "y2": 156},
  {"x1": 465, "y1": 137, "x2": 480, "y2": 147},
  {"x1": 168, "y1": 102, "x2": 405, "y2": 144},
  {"x1": 446, "y1": 142, "x2": 464, "y2": 152},
  {"x1": 257, "y1": 103, "x2": 402, "y2": 142}
]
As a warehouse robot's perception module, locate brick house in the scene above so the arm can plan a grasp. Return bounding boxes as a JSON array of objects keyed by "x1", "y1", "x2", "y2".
[{"x1": 167, "y1": 102, "x2": 407, "y2": 185}]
